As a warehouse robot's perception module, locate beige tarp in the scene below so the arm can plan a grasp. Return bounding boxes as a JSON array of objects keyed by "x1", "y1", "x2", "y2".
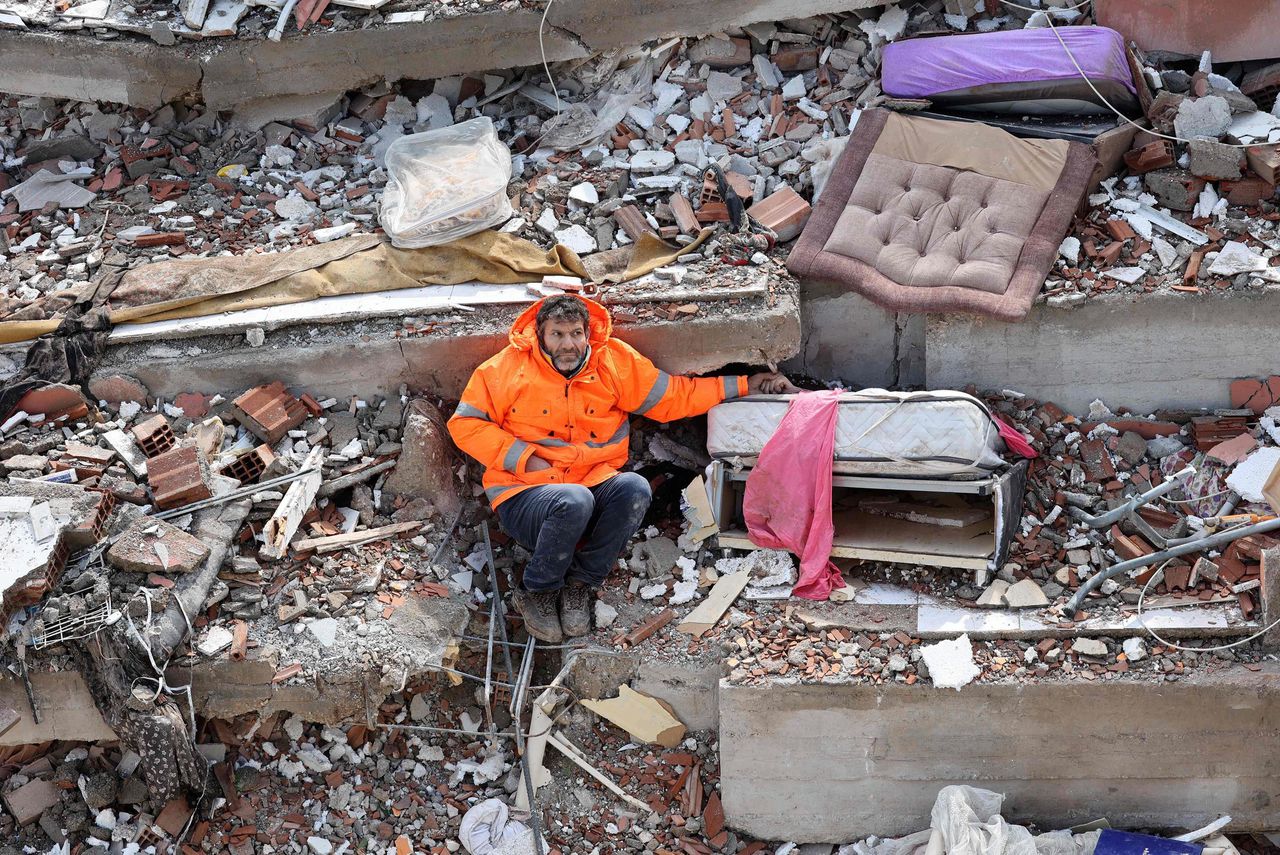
[{"x1": 0, "y1": 229, "x2": 711, "y2": 345}]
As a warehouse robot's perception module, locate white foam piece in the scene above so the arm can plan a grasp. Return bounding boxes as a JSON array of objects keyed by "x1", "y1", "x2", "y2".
[{"x1": 920, "y1": 634, "x2": 980, "y2": 690}]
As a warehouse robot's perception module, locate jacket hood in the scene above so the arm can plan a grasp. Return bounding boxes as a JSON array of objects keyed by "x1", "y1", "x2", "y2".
[{"x1": 509, "y1": 295, "x2": 613, "y2": 353}]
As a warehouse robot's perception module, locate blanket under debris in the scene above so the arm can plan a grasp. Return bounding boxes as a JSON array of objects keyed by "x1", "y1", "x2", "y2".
[
  {"x1": 786, "y1": 109, "x2": 1095, "y2": 321},
  {"x1": 0, "y1": 229, "x2": 710, "y2": 345}
]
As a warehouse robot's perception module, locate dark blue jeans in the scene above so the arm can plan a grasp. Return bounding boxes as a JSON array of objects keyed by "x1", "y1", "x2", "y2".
[{"x1": 496, "y1": 472, "x2": 653, "y2": 592}]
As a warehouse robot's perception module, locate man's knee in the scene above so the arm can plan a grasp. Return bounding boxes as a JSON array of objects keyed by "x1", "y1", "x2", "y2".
[
  {"x1": 612, "y1": 472, "x2": 652, "y2": 517},
  {"x1": 551, "y1": 484, "x2": 595, "y2": 523}
]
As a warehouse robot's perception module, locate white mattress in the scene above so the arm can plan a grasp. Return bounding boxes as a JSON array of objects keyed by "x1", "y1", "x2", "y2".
[{"x1": 706, "y1": 389, "x2": 1007, "y2": 477}]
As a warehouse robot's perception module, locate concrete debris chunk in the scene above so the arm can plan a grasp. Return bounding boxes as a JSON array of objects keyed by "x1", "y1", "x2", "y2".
[
  {"x1": 1072, "y1": 638, "x2": 1107, "y2": 658},
  {"x1": 108, "y1": 516, "x2": 210, "y2": 575},
  {"x1": 1173, "y1": 95, "x2": 1232, "y2": 140},
  {"x1": 920, "y1": 634, "x2": 980, "y2": 690},
  {"x1": 1002, "y1": 578, "x2": 1050, "y2": 609}
]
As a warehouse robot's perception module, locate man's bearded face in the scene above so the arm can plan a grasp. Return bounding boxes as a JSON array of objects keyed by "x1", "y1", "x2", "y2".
[{"x1": 540, "y1": 318, "x2": 588, "y2": 373}]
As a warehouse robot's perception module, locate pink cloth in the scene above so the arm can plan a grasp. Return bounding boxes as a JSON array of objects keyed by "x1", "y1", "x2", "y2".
[
  {"x1": 994, "y1": 415, "x2": 1039, "y2": 459},
  {"x1": 742, "y1": 390, "x2": 845, "y2": 600}
]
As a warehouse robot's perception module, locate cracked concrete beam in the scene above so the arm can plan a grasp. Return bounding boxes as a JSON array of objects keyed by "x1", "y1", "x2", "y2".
[
  {"x1": 0, "y1": 31, "x2": 201, "y2": 107},
  {"x1": 199, "y1": 8, "x2": 588, "y2": 121},
  {"x1": 547, "y1": 0, "x2": 883, "y2": 52}
]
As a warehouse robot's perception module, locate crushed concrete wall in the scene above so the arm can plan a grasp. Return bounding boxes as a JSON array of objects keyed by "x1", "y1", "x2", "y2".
[
  {"x1": 95, "y1": 294, "x2": 801, "y2": 401},
  {"x1": 783, "y1": 287, "x2": 925, "y2": 390},
  {"x1": 719, "y1": 667, "x2": 1280, "y2": 842},
  {"x1": 0, "y1": 0, "x2": 881, "y2": 119}
]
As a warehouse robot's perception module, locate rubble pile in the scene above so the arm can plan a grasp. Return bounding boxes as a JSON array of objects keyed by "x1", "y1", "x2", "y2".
[
  {"x1": 718, "y1": 603, "x2": 1268, "y2": 689},
  {"x1": 1047, "y1": 52, "x2": 1280, "y2": 306},
  {"x1": 978, "y1": 388, "x2": 1278, "y2": 620},
  {"x1": 18, "y1": 2, "x2": 1280, "y2": 340}
]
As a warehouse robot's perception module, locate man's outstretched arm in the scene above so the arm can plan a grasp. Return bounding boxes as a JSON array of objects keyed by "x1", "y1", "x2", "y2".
[{"x1": 612, "y1": 341, "x2": 797, "y2": 422}]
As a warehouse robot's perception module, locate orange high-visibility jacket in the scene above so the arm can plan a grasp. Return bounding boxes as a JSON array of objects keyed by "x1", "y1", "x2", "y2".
[{"x1": 448, "y1": 296, "x2": 747, "y2": 509}]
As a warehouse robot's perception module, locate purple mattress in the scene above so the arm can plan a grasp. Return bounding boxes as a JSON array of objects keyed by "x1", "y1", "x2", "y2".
[{"x1": 882, "y1": 26, "x2": 1139, "y2": 116}]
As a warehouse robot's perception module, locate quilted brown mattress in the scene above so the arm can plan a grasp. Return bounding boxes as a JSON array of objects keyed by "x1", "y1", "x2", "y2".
[{"x1": 786, "y1": 109, "x2": 1096, "y2": 321}]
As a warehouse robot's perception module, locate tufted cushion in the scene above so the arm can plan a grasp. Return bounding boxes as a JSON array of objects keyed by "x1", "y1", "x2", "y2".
[
  {"x1": 824, "y1": 153, "x2": 1048, "y2": 295},
  {"x1": 787, "y1": 109, "x2": 1096, "y2": 321}
]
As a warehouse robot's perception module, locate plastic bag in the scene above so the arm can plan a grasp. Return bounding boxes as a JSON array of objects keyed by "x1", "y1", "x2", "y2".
[
  {"x1": 459, "y1": 799, "x2": 541, "y2": 855},
  {"x1": 930, "y1": 786, "x2": 1039, "y2": 855},
  {"x1": 379, "y1": 116, "x2": 513, "y2": 248},
  {"x1": 540, "y1": 57, "x2": 654, "y2": 151}
]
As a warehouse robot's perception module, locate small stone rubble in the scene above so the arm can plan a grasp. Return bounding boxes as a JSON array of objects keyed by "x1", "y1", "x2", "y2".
[{"x1": 13, "y1": 3, "x2": 1280, "y2": 354}]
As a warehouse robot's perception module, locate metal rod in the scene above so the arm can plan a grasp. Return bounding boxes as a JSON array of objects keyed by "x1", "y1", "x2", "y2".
[
  {"x1": 18, "y1": 649, "x2": 40, "y2": 725},
  {"x1": 483, "y1": 595, "x2": 497, "y2": 738},
  {"x1": 482, "y1": 523, "x2": 546, "y2": 855},
  {"x1": 1064, "y1": 515, "x2": 1280, "y2": 618},
  {"x1": 380, "y1": 722, "x2": 519, "y2": 740},
  {"x1": 153, "y1": 467, "x2": 319, "y2": 520},
  {"x1": 511, "y1": 636, "x2": 536, "y2": 720},
  {"x1": 1067, "y1": 466, "x2": 1195, "y2": 529}
]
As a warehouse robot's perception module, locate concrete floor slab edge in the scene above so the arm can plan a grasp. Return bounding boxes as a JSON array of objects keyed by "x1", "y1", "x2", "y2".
[
  {"x1": 0, "y1": 0, "x2": 881, "y2": 115},
  {"x1": 95, "y1": 293, "x2": 802, "y2": 401},
  {"x1": 718, "y1": 668, "x2": 1280, "y2": 842}
]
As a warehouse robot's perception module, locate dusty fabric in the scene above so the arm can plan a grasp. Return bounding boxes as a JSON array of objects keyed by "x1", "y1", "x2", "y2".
[
  {"x1": 579, "y1": 228, "x2": 713, "y2": 284},
  {"x1": 112, "y1": 230, "x2": 708, "y2": 327},
  {"x1": 787, "y1": 109, "x2": 1095, "y2": 321},
  {"x1": 742, "y1": 390, "x2": 846, "y2": 600},
  {"x1": 2, "y1": 228, "x2": 709, "y2": 345},
  {"x1": 447, "y1": 295, "x2": 746, "y2": 510},
  {"x1": 108, "y1": 233, "x2": 382, "y2": 321},
  {"x1": 872, "y1": 111, "x2": 1069, "y2": 192}
]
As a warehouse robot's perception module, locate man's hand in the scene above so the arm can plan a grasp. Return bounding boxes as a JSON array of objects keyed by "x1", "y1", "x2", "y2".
[
  {"x1": 525, "y1": 453, "x2": 552, "y2": 472},
  {"x1": 747, "y1": 371, "x2": 800, "y2": 395}
]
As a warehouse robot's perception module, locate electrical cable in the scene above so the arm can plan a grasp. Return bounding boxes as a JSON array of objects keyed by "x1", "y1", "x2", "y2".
[
  {"x1": 1158, "y1": 488, "x2": 1234, "y2": 505},
  {"x1": 994, "y1": 0, "x2": 1273, "y2": 149},
  {"x1": 1136, "y1": 559, "x2": 1280, "y2": 652},
  {"x1": 538, "y1": 0, "x2": 561, "y2": 114}
]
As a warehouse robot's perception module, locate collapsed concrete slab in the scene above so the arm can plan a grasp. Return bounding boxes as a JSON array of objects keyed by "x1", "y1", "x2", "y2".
[
  {"x1": 0, "y1": 591, "x2": 470, "y2": 745},
  {"x1": 0, "y1": 0, "x2": 882, "y2": 119},
  {"x1": 719, "y1": 664, "x2": 1280, "y2": 842},
  {"x1": 94, "y1": 291, "x2": 801, "y2": 401},
  {"x1": 0, "y1": 31, "x2": 202, "y2": 107}
]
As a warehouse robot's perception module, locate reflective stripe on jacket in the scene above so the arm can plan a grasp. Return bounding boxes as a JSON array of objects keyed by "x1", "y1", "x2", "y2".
[{"x1": 447, "y1": 295, "x2": 746, "y2": 509}]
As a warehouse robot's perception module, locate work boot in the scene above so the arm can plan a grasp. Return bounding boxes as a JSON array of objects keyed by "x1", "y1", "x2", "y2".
[
  {"x1": 513, "y1": 587, "x2": 563, "y2": 643},
  {"x1": 560, "y1": 581, "x2": 592, "y2": 638}
]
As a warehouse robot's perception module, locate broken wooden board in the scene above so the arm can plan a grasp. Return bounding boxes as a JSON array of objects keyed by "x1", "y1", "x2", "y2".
[
  {"x1": 292, "y1": 520, "x2": 422, "y2": 554},
  {"x1": 581, "y1": 685, "x2": 686, "y2": 748},
  {"x1": 260, "y1": 446, "x2": 324, "y2": 560},
  {"x1": 682, "y1": 474, "x2": 718, "y2": 544},
  {"x1": 678, "y1": 571, "x2": 750, "y2": 638},
  {"x1": 857, "y1": 498, "x2": 990, "y2": 528}
]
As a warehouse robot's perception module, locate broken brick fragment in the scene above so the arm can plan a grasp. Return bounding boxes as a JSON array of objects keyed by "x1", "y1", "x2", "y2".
[
  {"x1": 131, "y1": 414, "x2": 177, "y2": 458},
  {"x1": 232, "y1": 381, "x2": 307, "y2": 444},
  {"x1": 148, "y1": 444, "x2": 213, "y2": 510}
]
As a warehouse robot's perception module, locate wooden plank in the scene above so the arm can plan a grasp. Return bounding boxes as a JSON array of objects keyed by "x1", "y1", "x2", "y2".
[
  {"x1": 180, "y1": 0, "x2": 210, "y2": 27},
  {"x1": 678, "y1": 571, "x2": 750, "y2": 637},
  {"x1": 830, "y1": 508, "x2": 993, "y2": 557},
  {"x1": 292, "y1": 520, "x2": 422, "y2": 553},
  {"x1": 260, "y1": 447, "x2": 325, "y2": 560}
]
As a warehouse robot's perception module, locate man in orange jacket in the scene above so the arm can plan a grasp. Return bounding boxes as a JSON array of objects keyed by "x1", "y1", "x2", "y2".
[{"x1": 448, "y1": 294, "x2": 796, "y2": 642}]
